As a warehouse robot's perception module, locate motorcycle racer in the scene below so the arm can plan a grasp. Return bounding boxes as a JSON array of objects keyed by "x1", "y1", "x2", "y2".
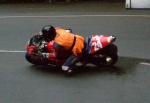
[
  {"x1": 26, "y1": 26, "x2": 118, "y2": 75},
  {"x1": 40, "y1": 25, "x2": 85, "y2": 73}
]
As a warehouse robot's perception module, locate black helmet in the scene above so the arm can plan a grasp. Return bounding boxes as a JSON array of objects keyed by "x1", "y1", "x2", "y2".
[{"x1": 41, "y1": 25, "x2": 56, "y2": 41}]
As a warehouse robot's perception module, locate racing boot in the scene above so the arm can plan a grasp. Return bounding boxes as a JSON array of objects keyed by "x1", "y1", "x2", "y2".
[{"x1": 62, "y1": 66, "x2": 74, "y2": 75}]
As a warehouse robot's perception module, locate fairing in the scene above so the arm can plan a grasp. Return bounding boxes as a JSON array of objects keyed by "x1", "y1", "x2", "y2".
[{"x1": 89, "y1": 35, "x2": 116, "y2": 54}]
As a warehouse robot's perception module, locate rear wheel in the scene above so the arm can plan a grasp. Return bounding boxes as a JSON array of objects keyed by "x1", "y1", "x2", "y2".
[{"x1": 93, "y1": 44, "x2": 118, "y2": 66}]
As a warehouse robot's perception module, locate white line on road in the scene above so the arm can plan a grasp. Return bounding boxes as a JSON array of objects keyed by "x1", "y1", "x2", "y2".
[
  {"x1": 0, "y1": 15, "x2": 150, "y2": 19},
  {"x1": 0, "y1": 50, "x2": 25, "y2": 53},
  {"x1": 140, "y1": 62, "x2": 150, "y2": 66},
  {"x1": 1, "y1": 50, "x2": 150, "y2": 67}
]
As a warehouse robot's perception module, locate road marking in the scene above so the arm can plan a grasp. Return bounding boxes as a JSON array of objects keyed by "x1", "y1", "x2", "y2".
[
  {"x1": 0, "y1": 50, "x2": 25, "y2": 53},
  {"x1": 140, "y1": 62, "x2": 150, "y2": 66},
  {"x1": 1, "y1": 50, "x2": 150, "y2": 67},
  {"x1": 0, "y1": 15, "x2": 150, "y2": 19}
]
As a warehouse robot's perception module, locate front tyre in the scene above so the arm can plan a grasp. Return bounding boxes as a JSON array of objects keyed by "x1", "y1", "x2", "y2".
[
  {"x1": 25, "y1": 53, "x2": 37, "y2": 65},
  {"x1": 25, "y1": 53, "x2": 48, "y2": 65}
]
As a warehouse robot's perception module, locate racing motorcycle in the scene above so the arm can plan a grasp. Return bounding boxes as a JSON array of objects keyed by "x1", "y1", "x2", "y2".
[{"x1": 25, "y1": 30, "x2": 118, "y2": 71}]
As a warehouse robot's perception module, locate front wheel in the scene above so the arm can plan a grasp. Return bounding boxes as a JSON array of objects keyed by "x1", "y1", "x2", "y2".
[
  {"x1": 93, "y1": 44, "x2": 118, "y2": 66},
  {"x1": 25, "y1": 53, "x2": 50, "y2": 65},
  {"x1": 25, "y1": 53, "x2": 35, "y2": 64}
]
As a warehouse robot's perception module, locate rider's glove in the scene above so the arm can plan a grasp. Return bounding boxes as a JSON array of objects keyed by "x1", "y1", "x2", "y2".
[{"x1": 39, "y1": 41, "x2": 47, "y2": 50}]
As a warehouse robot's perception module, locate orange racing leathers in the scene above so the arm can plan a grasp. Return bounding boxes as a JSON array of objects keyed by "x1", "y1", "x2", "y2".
[
  {"x1": 54, "y1": 27, "x2": 84, "y2": 57},
  {"x1": 47, "y1": 27, "x2": 85, "y2": 71}
]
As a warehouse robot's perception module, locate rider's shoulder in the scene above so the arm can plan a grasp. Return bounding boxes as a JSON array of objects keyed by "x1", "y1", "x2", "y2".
[{"x1": 55, "y1": 27, "x2": 66, "y2": 31}]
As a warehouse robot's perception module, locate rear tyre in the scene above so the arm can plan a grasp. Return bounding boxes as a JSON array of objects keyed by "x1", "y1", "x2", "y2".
[{"x1": 93, "y1": 44, "x2": 118, "y2": 66}]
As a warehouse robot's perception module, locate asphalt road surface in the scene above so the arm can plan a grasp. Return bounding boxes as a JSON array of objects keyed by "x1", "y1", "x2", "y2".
[{"x1": 0, "y1": 2, "x2": 150, "y2": 103}]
